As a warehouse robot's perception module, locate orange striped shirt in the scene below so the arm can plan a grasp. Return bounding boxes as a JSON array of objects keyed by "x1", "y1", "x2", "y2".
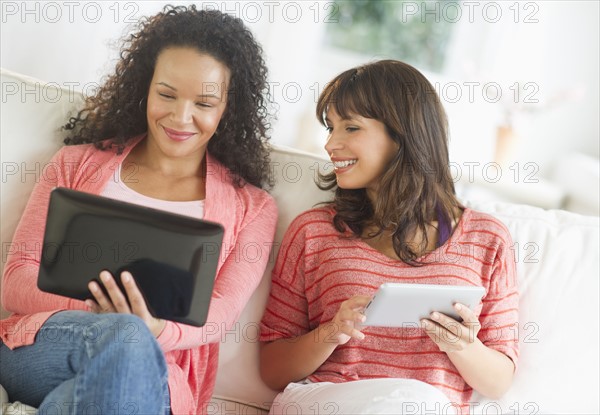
[{"x1": 260, "y1": 205, "x2": 519, "y2": 409}]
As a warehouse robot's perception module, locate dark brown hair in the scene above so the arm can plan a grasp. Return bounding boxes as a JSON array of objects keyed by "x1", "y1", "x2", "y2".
[
  {"x1": 63, "y1": 5, "x2": 273, "y2": 189},
  {"x1": 316, "y1": 60, "x2": 462, "y2": 264}
]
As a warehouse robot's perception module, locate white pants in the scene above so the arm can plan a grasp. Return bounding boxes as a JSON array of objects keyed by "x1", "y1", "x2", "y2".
[{"x1": 269, "y1": 378, "x2": 459, "y2": 415}]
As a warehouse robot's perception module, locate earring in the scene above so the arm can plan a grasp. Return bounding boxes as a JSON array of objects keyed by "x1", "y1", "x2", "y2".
[{"x1": 138, "y1": 97, "x2": 147, "y2": 113}]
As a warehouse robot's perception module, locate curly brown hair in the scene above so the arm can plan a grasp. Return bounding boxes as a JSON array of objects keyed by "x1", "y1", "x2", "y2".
[
  {"x1": 316, "y1": 60, "x2": 463, "y2": 265},
  {"x1": 64, "y1": 4, "x2": 273, "y2": 189}
]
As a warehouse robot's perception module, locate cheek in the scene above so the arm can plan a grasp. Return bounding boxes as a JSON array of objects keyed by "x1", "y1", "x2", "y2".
[
  {"x1": 197, "y1": 111, "x2": 225, "y2": 131},
  {"x1": 146, "y1": 99, "x2": 169, "y2": 122},
  {"x1": 384, "y1": 148, "x2": 398, "y2": 166},
  {"x1": 380, "y1": 141, "x2": 399, "y2": 164},
  {"x1": 368, "y1": 145, "x2": 397, "y2": 174}
]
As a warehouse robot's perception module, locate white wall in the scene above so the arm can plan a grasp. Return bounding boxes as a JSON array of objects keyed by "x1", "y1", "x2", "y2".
[
  {"x1": 0, "y1": 1, "x2": 320, "y2": 146},
  {"x1": 443, "y1": 0, "x2": 599, "y2": 174},
  {"x1": 2, "y1": 1, "x2": 598, "y2": 210}
]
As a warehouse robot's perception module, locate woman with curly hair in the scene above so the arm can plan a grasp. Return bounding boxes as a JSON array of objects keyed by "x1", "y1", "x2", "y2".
[{"x1": 0, "y1": 5, "x2": 277, "y2": 414}]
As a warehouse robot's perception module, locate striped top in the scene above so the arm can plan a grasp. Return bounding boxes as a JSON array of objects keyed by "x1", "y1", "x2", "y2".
[{"x1": 259, "y1": 205, "x2": 519, "y2": 409}]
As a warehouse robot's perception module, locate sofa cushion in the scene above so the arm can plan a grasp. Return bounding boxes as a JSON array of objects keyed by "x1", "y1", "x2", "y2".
[{"x1": 465, "y1": 200, "x2": 599, "y2": 414}]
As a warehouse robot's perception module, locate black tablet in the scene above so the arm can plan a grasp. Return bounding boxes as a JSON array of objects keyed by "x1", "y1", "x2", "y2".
[{"x1": 37, "y1": 187, "x2": 224, "y2": 327}]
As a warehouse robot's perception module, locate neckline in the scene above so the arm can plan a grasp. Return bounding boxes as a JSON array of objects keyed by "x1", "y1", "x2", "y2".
[
  {"x1": 115, "y1": 163, "x2": 205, "y2": 204},
  {"x1": 103, "y1": 134, "x2": 220, "y2": 223},
  {"x1": 350, "y1": 208, "x2": 470, "y2": 263}
]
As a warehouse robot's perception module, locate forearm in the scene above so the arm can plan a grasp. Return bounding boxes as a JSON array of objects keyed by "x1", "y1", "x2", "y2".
[
  {"x1": 156, "y1": 298, "x2": 242, "y2": 351},
  {"x1": 447, "y1": 339, "x2": 515, "y2": 399},
  {"x1": 2, "y1": 263, "x2": 86, "y2": 314},
  {"x1": 157, "y1": 279, "x2": 262, "y2": 351},
  {"x1": 260, "y1": 322, "x2": 338, "y2": 391}
]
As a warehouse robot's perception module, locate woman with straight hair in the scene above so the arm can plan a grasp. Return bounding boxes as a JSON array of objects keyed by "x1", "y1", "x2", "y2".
[{"x1": 259, "y1": 60, "x2": 518, "y2": 414}]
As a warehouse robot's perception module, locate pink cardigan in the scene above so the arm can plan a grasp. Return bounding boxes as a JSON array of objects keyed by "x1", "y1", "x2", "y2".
[{"x1": 0, "y1": 136, "x2": 278, "y2": 415}]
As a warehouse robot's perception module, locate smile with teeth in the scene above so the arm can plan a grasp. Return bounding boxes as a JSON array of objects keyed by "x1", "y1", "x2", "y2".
[{"x1": 333, "y1": 159, "x2": 357, "y2": 169}]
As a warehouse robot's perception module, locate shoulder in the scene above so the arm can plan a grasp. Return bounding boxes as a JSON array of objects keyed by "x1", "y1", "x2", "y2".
[
  {"x1": 208, "y1": 155, "x2": 278, "y2": 224},
  {"x1": 291, "y1": 204, "x2": 335, "y2": 225},
  {"x1": 53, "y1": 142, "x2": 99, "y2": 162},
  {"x1": 54, "y1": 139, "x2": 124, "y2": 164},
  {"x1": 459, "y1": 208, "x2": 514, "y2": 246},
  {"x1": 48, "y1": 137, "x2": 141, "y2": 189},
  {"x1": 44, "y1": 142, "x2": 108, "y2": 186},
  {"x1": 285, "y1": 205, "x2": 337, "y2": 240},
  {"x1": 236, "y1": 181, "x2": 278, "y2": 221},
  {"x1": 205, "y1": 151, "x2": 275, "y2": 212},
  {"x1": 275, "y1": 205, "x2": 338, "y2": 265}
]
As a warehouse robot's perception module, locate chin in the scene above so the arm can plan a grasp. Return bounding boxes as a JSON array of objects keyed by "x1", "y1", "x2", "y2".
[{"x1": 335, "y1": 181, "x2": 361, "y2": 190}]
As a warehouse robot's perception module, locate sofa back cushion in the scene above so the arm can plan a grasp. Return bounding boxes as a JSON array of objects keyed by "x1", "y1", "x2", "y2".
[
  {"x1": 465, "y1": 200, "x2": 599, "y2": 414},
  {"x1": 211, "y1": 147, "x2": 332, "y2": 408},
  {"x1": 0, "y1": 68, "x2": 84, "y2": 318},
  {"x1": 2, "y1": 68, "x2": 599, "y2": 414}
]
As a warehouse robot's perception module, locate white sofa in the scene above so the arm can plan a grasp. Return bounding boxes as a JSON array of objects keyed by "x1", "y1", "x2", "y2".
[{"x1": 1, "y1": 68, "x2": 599, "y2": 414}]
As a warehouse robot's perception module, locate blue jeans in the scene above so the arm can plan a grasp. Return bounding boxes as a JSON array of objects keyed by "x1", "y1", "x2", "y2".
[{"x1": 0, "y1": 310, "x2": 170, "y2": 414}]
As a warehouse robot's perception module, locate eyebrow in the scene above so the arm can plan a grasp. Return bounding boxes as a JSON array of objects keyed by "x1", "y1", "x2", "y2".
[
  {"x1": 324, "y1": 115, "x2": 357, "y2": 123},
  {"x1": 156, "y1": 82, "x2": 222, "y2": 99}
]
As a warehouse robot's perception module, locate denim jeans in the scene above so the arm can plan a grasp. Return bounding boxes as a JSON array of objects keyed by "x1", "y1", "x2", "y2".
[{"x1": 0, "y1": 310, "x2": 170, "y2": 415}]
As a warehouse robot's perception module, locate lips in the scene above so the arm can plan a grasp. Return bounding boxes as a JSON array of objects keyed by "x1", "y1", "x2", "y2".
[{"x1": 163, "y1": 126, "x2": 196, "y2": 142}]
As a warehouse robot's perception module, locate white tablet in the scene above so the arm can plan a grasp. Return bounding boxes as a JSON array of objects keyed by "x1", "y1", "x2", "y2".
[{"x1": 363, "y1": 283, "x2": 486, "y2": 328}]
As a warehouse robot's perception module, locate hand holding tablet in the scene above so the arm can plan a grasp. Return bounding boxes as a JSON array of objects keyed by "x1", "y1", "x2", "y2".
[{"x1": 363, "y1": 283, "x2": 486, "y2": 328}]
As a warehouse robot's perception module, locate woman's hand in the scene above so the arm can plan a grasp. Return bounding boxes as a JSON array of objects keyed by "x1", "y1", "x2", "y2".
[
  {"x1": 322, "y1": 295, "x2": 371, "y2": 345},
  {"x1": 86, "y1": 270, "x2": 166, "y2": 337},
  {"x1": 423, "y1": 303, "x2": 516, "y2": 398},
  {"x1": 421, "y1": 303, "x2": 482, "y2": 353}
]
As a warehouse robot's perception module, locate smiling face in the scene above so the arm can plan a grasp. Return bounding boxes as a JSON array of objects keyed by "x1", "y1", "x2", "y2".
[
  {"x1": 145, "y1": 47, "x2": 231, "y2": 161},
  {"x1": 324, "y1": 107, "x2": 399, "y2": 199}
]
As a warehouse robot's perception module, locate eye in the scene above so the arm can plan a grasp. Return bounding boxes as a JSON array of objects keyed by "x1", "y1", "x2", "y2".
[
  {"x1": 346, "y1": 126, "x2": 359, "y2": 132},
  {"x1": 196, "y1": 102, "x2": 212, "y2": 108},
  {"x1": 158, "y1": 93, "x2": 174, "y2": 99},
  {"x1": 325, "y1": 126, "x2": 333, "y2": 133}
]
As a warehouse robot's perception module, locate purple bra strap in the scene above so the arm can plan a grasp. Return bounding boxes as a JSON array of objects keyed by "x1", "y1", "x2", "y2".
[{"x1": 436, "y1": 204, "x2": 452, "y2": 248}]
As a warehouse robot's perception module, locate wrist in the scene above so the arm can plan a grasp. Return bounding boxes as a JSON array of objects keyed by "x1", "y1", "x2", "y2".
[
  {"x1": 152, "y1": 318, "x2": 167, "y2": 338},
  {"x1": 316, "y1": 321, "x2": 343, "y2": 348},
  {"x1": 448, "y1": 337, "x2": 483, "y2": 357}
]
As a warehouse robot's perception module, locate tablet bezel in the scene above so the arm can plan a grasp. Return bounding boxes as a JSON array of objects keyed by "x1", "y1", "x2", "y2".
[{"x1": 363, "y1": 283, "x2": 486, "y2": 328}]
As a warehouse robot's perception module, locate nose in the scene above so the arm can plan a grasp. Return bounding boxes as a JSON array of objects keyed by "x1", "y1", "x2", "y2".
[
  {"x1": 324, "y1": 130, "x2": 343, "y2": 156},
  {"x1": 172, "y1": 100, "x2": 194, "y2": 124}
]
